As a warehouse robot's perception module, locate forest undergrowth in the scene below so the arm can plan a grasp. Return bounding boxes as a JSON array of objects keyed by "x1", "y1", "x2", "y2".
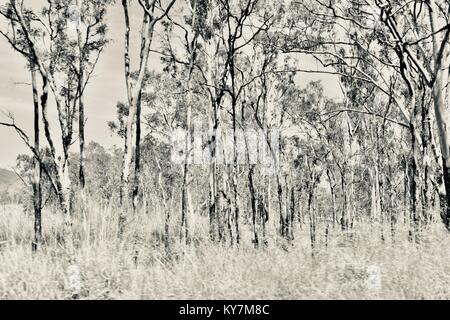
[{"x1": 0, "y1": 200, "x2": 449, "y2": 300}]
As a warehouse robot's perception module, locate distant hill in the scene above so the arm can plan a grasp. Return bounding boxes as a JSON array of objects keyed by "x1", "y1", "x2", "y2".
[{"x1": 0, "y1": 168, "x2": 18, "y2": 189}]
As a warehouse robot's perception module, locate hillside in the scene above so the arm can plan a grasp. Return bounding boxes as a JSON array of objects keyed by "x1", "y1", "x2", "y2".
[{"x1": 0, "y1": 168, "x2": 18, "y2": 190}]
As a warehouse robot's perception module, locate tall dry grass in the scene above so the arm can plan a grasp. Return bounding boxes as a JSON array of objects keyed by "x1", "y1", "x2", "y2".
[{"x1": 0, "y1": 199, "x2": 450, "y2": 300}]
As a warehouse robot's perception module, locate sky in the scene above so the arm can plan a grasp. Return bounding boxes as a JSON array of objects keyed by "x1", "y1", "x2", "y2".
[{"x1": 0, "y1": 1, "x2": 342, "y2": 169}]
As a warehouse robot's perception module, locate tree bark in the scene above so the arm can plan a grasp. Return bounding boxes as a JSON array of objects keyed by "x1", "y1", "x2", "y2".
[
  {"x1": 428, "y1": 0, "x2": 450, "y2": 229},
  {"x1": 180, "y1": 10, "x2": 199, "y2": 243},
  {"x1": 308, "y1": 172, "x2": 317, "y2": 255},
  {"x1": 31, "y1": 64, "x2": 42, "y2": 252},
  {"x1": 327, "y1": 169, "x2": 336, "y2": 227},
  {"x1": 408, "y1": 125, "x2": 420, "y2": 243},
  {"x1": 76, "y1": 0, "x2": 86, "y2": 189},
  {"x1": 119, "y1": 0, "x2": 156, "y2": 234},
  {"x1": 248, "y1": 164, "x2": 258, "y2": 248},
  {"x1": 289, "y1": 186, "x2": 295, "y2": 241}
]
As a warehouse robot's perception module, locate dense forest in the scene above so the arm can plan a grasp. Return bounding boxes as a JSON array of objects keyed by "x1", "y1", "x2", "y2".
[{"x1": 1, "y1": 0, "x2": 450, "y2": 299}]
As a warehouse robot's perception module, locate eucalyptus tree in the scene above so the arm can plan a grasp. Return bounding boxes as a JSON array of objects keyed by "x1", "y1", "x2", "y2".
[
  {"x1": 141, "y1": 71, "x2": 185, "y2": 248},
  {"x1": 0, "y1": 0, "x2": 112, "y2": 263},
  {"x1": 71, "y1": 0, "x2": 113, "y2": 189},
  {"x1": 210, "y1": 0, "x2": 277, "y2": 244},
  {"x1": 157, "y1": 0, "x2": 206, "y2": 242},
  {"x1": 0, "y1": 2, "x2": 44, "y2": 250},
  {"x1": 119, "y1": 0, "x2": 176, "y2": 236}
]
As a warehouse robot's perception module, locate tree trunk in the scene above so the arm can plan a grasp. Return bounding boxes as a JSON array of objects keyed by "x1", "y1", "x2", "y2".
[
  {"x1": 224, "y1": 166, "x2": 233, "y2": 245},
  {"x1": 76, "y1": 2, "x2": 86, "y2": 189},
  {"x1": 327, "y1": 170, "x2": 336, "y2": 227},
  {"x1": 180, "y1": 2, "x2": 200, "y2": 244},
  {"x1": 289, "y1": 186, "x2": 295, "y2": 241},
  {"x1": 181, "y1": 160, "x2": 190, "y2": 242},
  {"x1": 56, "y1": 155, "x2": 75, "y2": 263},
  {"x1": 132, "y1": 90, "x2": 142, "y2": 210},
  {"x1": 297, "y1": 186, "x2": 303, "y2": 226},
  {"x1": 341, "y1": 113, "x2": 354, "y2": 231},
  {"x1": 421, "y1": 94, "x2": 432, "y2": 224},
  {"x1": 340, "y1": 171, "x2": 350, "y2": 231},
  {"x1": 78, "y1": 86, "x2": 86, "y2": 189},
  {"x1": 248, "y1": 164, "x2": 258, "y2": 248},
  {"x1": 409, "y1": 126, "x2": 420, "y2": 242},
  {"x1": 403, "y1": 156, "x2": 409, "y2": 226},
  {"x1": 429, "y1": 1, "x2": 450, "y2": 229},
  {"x1": 31, "y1": 64, "x2": 42, "y2": 252},
  {"x1": 119, "y1": 0, "x2": 154, "y2": 235},
  {"x1": 232, "y1": 167, "x2": 240, "y2": 245},
  {"x1": 156, "y1": 160, "x2": 170, "y2": 252},
  {"x1": 308, "y1": 174, "x2": 316, "y2": 255},
  {"x1": 180, "y1": 73, "x2": 195, "y2": 244}
]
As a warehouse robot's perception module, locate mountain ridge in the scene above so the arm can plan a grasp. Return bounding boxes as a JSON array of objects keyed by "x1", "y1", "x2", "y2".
[{"x1": 0, "y1": 168, "x2": 18, "y2": 188}]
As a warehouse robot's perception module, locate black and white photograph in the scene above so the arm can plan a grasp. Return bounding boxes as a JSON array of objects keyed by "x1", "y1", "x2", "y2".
[{"x1": 0, "y1": 0, "x2": 450, "y2": 304}]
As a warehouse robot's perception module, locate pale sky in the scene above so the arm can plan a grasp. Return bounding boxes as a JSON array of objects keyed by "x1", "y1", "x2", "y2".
[{"x1": 0, "y1": 1, "x2": 341, "y2": 169}]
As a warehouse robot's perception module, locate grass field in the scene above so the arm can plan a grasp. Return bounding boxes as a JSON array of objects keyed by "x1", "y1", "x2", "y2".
[{"x1": 1, "y1": 201, "x2": 450, "y2": 300}]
